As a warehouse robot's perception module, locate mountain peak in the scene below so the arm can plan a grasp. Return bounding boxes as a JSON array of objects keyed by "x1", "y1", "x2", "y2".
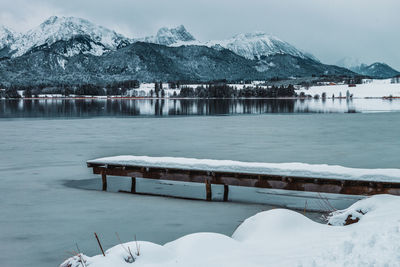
[
  {"x1": 206, "y1": 31, "x2": 316, "y2": 61},
  {"x1": 343, "y1": 61, "x2": 400, "y2": 79},
  {"x1": 9, "y1": 16, "x2": 130, "y2": 57},
  {"x1": 43, "y1": 15, "x2": 60, "y2": 24},
  {"x1": 336, "y1": 57, "x2": 363, "y2": 69},
  {"x1": 141, "y1": 25, "x2": 196, "y2": 46},
  {"x1": 0, "y1": 26, "x2": 19, "y2": 50}
]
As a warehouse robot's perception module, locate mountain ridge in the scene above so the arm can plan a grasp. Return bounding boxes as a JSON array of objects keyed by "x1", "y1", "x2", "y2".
[
  {"x1": 336, "y1": 57, "x2": 399, "y2": 79},
  {"x1": 0, "y1": 41, "x2": 355, "y2": 87}
]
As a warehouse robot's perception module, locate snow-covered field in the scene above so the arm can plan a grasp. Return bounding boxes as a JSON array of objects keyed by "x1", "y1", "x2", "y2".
[
  {"x1": 62, "y1": 194, "x2": 400, "y2": 267},
  {"x1": 298, "y1": 79, "x2": 400, "y2": 98}
]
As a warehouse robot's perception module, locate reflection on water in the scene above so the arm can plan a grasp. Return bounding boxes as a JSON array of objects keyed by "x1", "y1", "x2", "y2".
[{"x1": 0, "y1": 98, "x2": 399, "y2": 118}]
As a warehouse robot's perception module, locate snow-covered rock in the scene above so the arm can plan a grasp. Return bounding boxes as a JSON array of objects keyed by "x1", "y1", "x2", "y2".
[
  {"x1": 9, "y1": 16, "x2": 131, "y2": 57},
  {"x1": 60, "y1": 195, "x2": 400, "y2": 266},
  {"x1": 139, "y1": 25, "x2": 195, "y2": 46},
  {"x1": 0, "y1": 26, "x2": 19, "y2": 50}
]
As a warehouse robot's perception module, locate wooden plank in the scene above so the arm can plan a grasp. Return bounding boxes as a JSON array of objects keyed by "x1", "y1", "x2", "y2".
[{"x1": 88, "y1": 163, "x2": 400, "y2": 196}]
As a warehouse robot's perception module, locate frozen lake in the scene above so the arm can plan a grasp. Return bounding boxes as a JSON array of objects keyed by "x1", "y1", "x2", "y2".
[{"x1": 1, "y1": 101, "x2": 400, "y2": 266}]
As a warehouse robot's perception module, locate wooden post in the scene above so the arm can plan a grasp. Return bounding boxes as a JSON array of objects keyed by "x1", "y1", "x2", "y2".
[
  {"x1": 205, "y1": 180, "x2": 212, "y2": 201},
  {"x1": 101, "y1": 171, "x2": 107, "y2": 191},
  {"x1": 131, "y1": 177, "x2": 136, "y2": 193},
  {"x1": 94, "y1": 232, "x2": 105, "y2": 256},
  {"x1": 223, "y1": 185, "x2": 229, "y2": 202}
]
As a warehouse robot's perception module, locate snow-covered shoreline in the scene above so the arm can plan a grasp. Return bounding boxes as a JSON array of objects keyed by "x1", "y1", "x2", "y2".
[
  {"x1": 297, "y1": 78, "x2": 400, "y2": 98},
  {"x1": 61, "y1": 195, "x2": 400, "y2": 267},
  {"x1": 88, "y1": 155, "x2": 400, "y2": 183}
]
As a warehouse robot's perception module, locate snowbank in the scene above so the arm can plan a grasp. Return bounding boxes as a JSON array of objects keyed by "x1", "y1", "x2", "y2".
[
  {"x1": 60, "y1": 195, "x2": 400, "y2": 266},
  {"x1": 88, "y1": 155, "x2": 400, "y2": 182}
]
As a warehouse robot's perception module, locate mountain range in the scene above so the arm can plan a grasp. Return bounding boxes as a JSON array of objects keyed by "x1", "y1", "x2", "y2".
[
  {"x1": 0, "y1": 16, "x2": 397, "y2": 87},
  {"x1": 336, "y1": 57, "x2": 399, "y2": 79}
]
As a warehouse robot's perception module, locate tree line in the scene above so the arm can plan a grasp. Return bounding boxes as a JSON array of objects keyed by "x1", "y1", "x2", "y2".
[{"x1": 179, "y1": 84, "x2": 296, "y2": 98}]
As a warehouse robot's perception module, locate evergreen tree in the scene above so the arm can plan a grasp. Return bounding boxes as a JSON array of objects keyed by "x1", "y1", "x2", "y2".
[
  {"x1": 24, "y1": 88, "x2": 32, "y2": 98},
  {"x1": 154, "y1": 82, "x2": 160, "y2": 97}
]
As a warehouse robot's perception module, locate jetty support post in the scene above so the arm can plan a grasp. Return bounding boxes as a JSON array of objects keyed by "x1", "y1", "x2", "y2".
[
  {"x1": 101, "y1": 171, "x2": 107, "y2": 191},
  {"x1": 205, "y1": 179, "x2": 212, "y2": 201},
  {"x1": 223, "y1": 185, "x2": 229, "y2": 202},
  {"x1": 131, "y1": 177, "x2": 136, "y2": 193}
]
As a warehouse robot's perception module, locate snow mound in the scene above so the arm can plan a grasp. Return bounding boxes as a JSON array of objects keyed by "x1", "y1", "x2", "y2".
[
  {"x1": 328, "y1": 194, "x2": 397, "y2": 226},
  {"x1": 60, "y1": 195, "x2": 400, "y2": 266},
  {"x1": 88, "y1": 155, "x2": 400, "y2": 182}
]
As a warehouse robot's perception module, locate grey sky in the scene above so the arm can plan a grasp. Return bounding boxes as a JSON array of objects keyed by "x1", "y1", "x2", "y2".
[{"x1": 1, "y1": 0, "x2": 399, "y2": 69}]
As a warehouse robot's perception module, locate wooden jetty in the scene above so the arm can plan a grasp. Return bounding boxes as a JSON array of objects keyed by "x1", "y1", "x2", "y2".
[{"x1": 87, "y1": 157, "x2": 400, "y2": 201}]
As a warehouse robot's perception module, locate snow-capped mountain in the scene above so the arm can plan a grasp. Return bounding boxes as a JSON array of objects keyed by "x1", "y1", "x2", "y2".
[
  {"x1": 0, "y1": 17, "x2": 355, "y2": 86},
  {"x1": 336, "y1": 57, "x2": 363, "y2": 69},
  {"x1": 9, "y1": 16, "x2": 131, "y2": 57},
  {"x1": 351, "y1": 62, "x2": 399, "y2": 79},
  {"x1": 138, "y1": 25, "x2": 195, "y2": 46},
  {"x1": 205, "y1": 32, "x2": 318, "y2": 61},
  {"x1": 0, "y1": 26, "x2": 19, "y2": 50},
  {"x1": 337, "y1": 57, "x2": 399, "y2": 78},
  {"x1": 149, "y1": 29, "x2": 318, "y2": 62}
]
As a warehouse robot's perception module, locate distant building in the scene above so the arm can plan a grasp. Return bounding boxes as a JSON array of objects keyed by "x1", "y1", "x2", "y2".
[{"x1": 391, "y1": 75, "x2": 400, "y2": 84}]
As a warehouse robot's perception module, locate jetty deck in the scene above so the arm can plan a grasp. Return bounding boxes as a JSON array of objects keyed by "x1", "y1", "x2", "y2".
[{"x1": 87, "y1": 156, "x2": 400, "y2": 201}]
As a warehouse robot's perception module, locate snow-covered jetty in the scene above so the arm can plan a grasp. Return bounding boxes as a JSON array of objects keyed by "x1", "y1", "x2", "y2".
[{"x1": 87, "y1": 156, "x2": 400, "y2": 200}]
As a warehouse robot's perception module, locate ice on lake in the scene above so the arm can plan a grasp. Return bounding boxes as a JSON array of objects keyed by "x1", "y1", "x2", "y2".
[{"x1": 1, "y1": 110, "x2": 400, "y2": 266}]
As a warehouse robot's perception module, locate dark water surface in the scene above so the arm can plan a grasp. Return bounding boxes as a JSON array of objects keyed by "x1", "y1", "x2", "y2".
[{"x1": 1, "y1": 98, "x2": 400, "y2": 117}]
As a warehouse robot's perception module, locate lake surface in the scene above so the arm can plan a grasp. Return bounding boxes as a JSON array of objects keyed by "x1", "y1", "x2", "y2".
[
  {"x1": 1, "y1": 98, "x2": 400, "y2": 117},
  {"x1": 1, "y1": 100, "x2": 400, "y2": 266}
]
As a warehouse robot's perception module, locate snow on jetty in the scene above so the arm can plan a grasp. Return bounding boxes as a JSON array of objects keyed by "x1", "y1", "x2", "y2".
[
  {"x1": 87, "y1": 155, "x2": 400, "y2": 182},
  {"x1": 61, "y1": 194, "x2": 400, "y2": 266}
]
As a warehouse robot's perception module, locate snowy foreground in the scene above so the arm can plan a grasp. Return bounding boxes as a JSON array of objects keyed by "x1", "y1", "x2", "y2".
[
  {"x1": 88, "y1": 155, "x2": 400, "y2": 182},
  {"x1": 61, "y1": 195, "x2": 400, "y2": 266}
]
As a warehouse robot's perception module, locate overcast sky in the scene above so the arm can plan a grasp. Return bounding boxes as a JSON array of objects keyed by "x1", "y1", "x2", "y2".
[{"x1": 1, "y1": 0, "x2": 399, "y2": 69}]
